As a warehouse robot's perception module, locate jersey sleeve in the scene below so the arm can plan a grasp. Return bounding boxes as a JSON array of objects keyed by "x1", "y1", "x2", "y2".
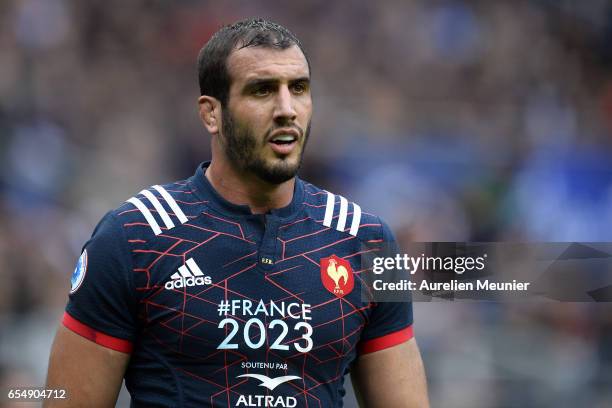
[
  {"x1": 357, "y1": 219, "x2": 414, "y2": 355},
  {"x1": 63, "y1": 211, "x2": 137, "y2": 353}
]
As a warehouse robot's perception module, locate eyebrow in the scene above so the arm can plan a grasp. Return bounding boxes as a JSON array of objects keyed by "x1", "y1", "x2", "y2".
[{"x1": 243, "y1": 77, "x2": 310, "y2": 89}]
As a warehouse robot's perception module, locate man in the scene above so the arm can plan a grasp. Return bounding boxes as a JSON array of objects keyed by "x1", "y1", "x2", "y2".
[{"x1": 45, "y1": 18, "x2": 429, "y2": 407}]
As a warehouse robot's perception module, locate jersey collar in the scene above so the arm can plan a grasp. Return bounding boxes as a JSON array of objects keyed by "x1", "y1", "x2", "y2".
[{"x1": 190, "y1": 161, "x2": 304, "y2": 219}]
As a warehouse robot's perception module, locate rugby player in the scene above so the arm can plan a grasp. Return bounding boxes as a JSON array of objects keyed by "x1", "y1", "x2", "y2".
[{"x1": 45, "y1": 18, "x2": 429, "y2": 407}]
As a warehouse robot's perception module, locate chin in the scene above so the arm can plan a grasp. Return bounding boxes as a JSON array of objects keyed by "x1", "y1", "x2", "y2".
[{"x1": 253, "y1": 157, "x2": 301, "y2": 184}]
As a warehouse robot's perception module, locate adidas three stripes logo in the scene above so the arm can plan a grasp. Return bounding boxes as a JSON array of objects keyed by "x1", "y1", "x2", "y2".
[
  {"x1": 128, "y1": 186, "x2": 361, "y2": 238},
  {"x1": 165, "y1": 258, "x2": 211, "y2": 290},
  {"x1": 323, "y1": 192, "x2": 361, "y2": 237},
  {"x1": 127, "y1": 185, "x2": 188, "y2": 235}
]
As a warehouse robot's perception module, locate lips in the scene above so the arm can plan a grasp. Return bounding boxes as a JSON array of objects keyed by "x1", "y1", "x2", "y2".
[
  {"x1": 268, "y1": 128, "x2": 300, "y2": 142},
  {"x1": 268, "y1": 128, "x2": 301, "y2": 155}
]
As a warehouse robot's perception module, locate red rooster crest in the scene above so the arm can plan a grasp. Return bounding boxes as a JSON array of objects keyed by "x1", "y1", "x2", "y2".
[{"x1": 320, "y1": 255, "x2": 354, "y2": 298}]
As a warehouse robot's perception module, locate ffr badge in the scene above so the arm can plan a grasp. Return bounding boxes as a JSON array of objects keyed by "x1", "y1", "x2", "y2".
[{"x1": 320, "y1": 255, "x2": 354, "y2": 298}]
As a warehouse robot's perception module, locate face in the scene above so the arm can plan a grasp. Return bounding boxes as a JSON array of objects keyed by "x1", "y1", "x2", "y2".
[{"x1": 220, "y1": 45, "x2": 312, "y2": 184}]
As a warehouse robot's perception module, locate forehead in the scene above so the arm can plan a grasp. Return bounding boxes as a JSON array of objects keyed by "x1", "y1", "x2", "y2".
[{"x1": 226, "y1": 45, "x2": 309, "y2": 86}]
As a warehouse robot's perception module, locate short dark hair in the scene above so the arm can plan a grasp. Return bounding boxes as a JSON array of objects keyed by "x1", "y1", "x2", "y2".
[{"x1": 197, "y1": 17, "x2": 310, "y2": 106}]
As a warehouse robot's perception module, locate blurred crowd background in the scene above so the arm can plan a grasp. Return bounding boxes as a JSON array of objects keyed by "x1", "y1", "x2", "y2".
[{"x1": 1, "y1": 0, "x2": 612, "y2": 407}]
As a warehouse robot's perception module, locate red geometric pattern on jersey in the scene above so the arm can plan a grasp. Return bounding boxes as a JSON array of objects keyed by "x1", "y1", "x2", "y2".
[{"x1": 65, "y1": 163, "x2": 412, "y2": 407}]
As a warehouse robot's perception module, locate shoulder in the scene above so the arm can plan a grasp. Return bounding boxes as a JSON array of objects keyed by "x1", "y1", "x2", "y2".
[
  {"x1": 109, "y1": 177, "x2": 206, "y2": 239},
  {"x1": 300, "y1": 180, "x2": 393, "y2": 243}
]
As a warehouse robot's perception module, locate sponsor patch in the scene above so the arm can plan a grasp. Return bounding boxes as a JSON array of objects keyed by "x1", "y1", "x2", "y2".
[{"x1": 70, "y1": 249, "x2": 88, "y2": 294}]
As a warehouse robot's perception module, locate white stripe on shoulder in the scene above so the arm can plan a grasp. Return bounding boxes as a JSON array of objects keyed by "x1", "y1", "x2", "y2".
[
  {"x1": 349, "y1": 203, "x2": 362, "y2": 236},
  {"x1": 127, "y1": 197, "x2": 162, "y2": 235},
  {"x1": 152, "y1": 185, "x2": 188, "y2": 224},
  {"x1": 336, "y1": 196, "x2": 348, "y2": 232},
  {"x1": 323, "y1": 191, "x2": 335, "y2": 227},
  {"x1": 140, "y1": 189, "x2": 175, "y2": 230}
]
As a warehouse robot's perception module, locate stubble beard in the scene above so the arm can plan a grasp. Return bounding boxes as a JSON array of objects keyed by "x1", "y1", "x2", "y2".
[{"x1": 220, "y1": 109, "x2": 310, "y2": 185}]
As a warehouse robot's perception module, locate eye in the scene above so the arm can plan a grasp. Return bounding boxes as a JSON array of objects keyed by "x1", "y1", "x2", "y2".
[
  {"x1": 252, "y1": 86, "x2": 272, "y2": 97},
  {"x1": 291, "y1": 82, "x2": 308, "y2": 94}
]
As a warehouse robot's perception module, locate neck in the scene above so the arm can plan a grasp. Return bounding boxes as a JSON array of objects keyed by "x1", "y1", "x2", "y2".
[{"x1": 205, "y1": 160, "x2": 295, "y2": 214}]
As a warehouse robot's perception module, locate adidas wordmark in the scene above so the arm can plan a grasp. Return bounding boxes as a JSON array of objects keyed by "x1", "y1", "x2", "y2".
[{"x1": 165, "y1": 258, "x2": 212, "y2": 290}]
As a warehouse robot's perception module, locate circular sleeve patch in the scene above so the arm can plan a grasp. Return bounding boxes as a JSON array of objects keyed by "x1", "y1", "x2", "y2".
[{"x1": 70, "y1": 249, "x2": 88, "y2": 294}]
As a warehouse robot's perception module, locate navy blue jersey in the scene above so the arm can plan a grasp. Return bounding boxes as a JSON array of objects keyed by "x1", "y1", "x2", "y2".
[{"x1": 64, "y1": 162, "x2": 413, "y2": 408}]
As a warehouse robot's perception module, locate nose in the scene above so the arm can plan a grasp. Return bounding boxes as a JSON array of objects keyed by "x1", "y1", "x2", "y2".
[{"x1": 273, "y1": 85, "x2": 297, "y2": 124}]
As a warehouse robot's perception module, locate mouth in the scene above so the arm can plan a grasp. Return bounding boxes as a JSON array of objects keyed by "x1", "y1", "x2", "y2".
[{"x1": 268, "y1": 128, "x2": 300, "y2": 155}]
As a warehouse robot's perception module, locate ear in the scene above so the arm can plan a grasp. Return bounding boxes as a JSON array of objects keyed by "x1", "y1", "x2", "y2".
[{"x1": 198, "y1": 95, "x2": 221, "y2": 135}]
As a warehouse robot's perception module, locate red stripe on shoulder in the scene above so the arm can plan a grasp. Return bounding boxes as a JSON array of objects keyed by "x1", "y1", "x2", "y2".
[
  {"x1": 358, "y1": 325, "x2": 413, "y2": 355},
  {"x1": 62, "y1": 312, "x2": 133, "y2": 353}
]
